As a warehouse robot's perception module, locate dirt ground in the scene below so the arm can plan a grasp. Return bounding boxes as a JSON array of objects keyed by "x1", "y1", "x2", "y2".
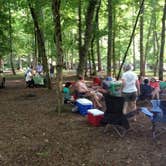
[{"x1": 0, "y1": 75, "x2": 166, "y2": 166}]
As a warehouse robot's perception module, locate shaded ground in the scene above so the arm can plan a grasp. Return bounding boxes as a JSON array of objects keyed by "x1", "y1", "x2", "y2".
[{"x1": 0, "y1": 75, "x2": 166, "y2": 166}]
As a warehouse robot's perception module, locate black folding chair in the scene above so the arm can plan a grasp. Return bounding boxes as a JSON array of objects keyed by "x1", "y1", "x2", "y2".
[{"x1": 102, "y1": 94, "x2": 130, "y2": 137}]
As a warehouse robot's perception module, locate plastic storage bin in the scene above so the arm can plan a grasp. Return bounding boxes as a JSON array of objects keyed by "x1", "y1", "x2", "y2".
[
  {"x1": 76, "y1": 98, "x2": 93, "y2": 115},
  {"x1": 87, "y1": 109, "x2": 104, "y2": 126}
]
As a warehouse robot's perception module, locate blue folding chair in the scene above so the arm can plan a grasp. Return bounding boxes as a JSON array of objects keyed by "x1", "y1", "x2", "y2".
[{"x1": 140, "y1": 100, "x2": 166, "y2": 139}]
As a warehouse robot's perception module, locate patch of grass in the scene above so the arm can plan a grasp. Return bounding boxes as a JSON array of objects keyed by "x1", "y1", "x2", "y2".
[{"x1": 36, "y1": 151, "x2": 49, "y2": 157}]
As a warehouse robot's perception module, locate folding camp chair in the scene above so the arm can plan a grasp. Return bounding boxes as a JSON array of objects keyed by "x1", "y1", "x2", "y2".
[
  {"x1": 102, "y1": 94, "x2": 130, "y2": 137},
  {"x1": 140, "y1": 100, "x2": 166, "y2": 139}
]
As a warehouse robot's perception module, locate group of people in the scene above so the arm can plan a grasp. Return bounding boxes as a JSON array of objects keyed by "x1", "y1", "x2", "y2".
[
  {"x1": 63, "y1": 64, "x2": 139, "y2": 115},
  {"x1": 63, "y1": 64, "x2": 162, "y2": 121},
  {"x1": 63, "y1": 76, "x2": 103, "y2": 108},
  {"x1": 25, "y1": 63, "x2": 54, "y2": 88},
  {"x1": 139, "y1": 77, "x2": 160, "y2": 100},
  {"x1": 25, "y1": 63, "x2": 45, "y2": 88}
]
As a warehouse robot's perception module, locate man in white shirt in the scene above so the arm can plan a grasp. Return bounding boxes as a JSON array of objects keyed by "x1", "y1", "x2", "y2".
[
  {"x1": 121, "y1": 64, "x2": 140, "y2": 118},
  {"x1": 25, "y1": 70, "x2": 34, "y2": 88}
]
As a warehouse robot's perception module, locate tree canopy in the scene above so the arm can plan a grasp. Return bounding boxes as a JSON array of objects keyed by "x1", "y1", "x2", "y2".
[{"x1": 0, "y1": 0, "x2": 165, "y2": 78}]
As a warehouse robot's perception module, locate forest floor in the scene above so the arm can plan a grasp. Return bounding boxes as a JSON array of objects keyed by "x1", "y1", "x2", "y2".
[{"x1": 0, "y1": 73, "x2": 166, "y2": 166}]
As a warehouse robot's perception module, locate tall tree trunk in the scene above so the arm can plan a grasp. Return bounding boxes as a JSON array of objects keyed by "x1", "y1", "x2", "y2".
[
  {"x1": 96, "y1": 0, "x2": 101, "y2": 72},
  {"x1": 77, "y1": 0, "x2": 98, "y2": 76},
  {"x1": 88, "y1": 51, "x2": 92, "y2": 75},
  {"x1": 132, "y1": 36, "x2": 136, "y2": 70},
  {"x1": 71, "y1": 48, "x2": 74, "y2": 70},
  {"x1": 112, "y1": 5, "x2": 116, "y2": 77},
  {"x1": 117, "y1": 0, "x2": 145, "y2": 80},
  {"x1": 139, "y1": 0, "x2": 145, "y2": 76},
  {"x1": 33, "y1": 26, "x2": 38, "y2": 68},
  {"x1": 91, "y1": 36, "x2": 96, "y2": 75},
  {"x1": 153, "y1": 31, "x2": 160, "y2": 76},
  {"x1": 28, "y1": 1, "x2": 51, "y2": 89},
  {"x1": 132, "y1": 5, "x2": 136, "y2": 70},
  {"x1": 84, "y1": 56, "x2": 88, "y2": 77},
  {"x1": 0, "y1": 58, "x2": 2, "y2": 70},
  {"x1": 8, "y1": 3, "x2": 16, "y2": 75},
  {"x1": 159, "y1": 0, "x2": 166, "y2": 81},
  {"x1": 78, "y1": 0, "x2": 82, "y2": 74},
  {"x1": 152, "y1": 0, "x2": 159, "y2": 76},
  {"x1": 17, "y1": 57, "x2": 22, "y2": 70},
  {"x1": 52, "y1": 0, "x2": 64, "y2": 113},
  {"x1": 144, "y1": 18, "x2": 152, "y2": 63},
  {"x1": 107, "y1": 0, "x2": 113, "y2": 76}
]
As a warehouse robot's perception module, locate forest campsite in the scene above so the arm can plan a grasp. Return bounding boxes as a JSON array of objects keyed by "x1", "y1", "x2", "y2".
[{"x1": 0, "y1": 0, "x2": 166, "y2": 166}]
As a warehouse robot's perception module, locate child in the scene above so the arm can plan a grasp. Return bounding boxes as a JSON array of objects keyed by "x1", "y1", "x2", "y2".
[
  {"x1": 150, "y1": 78, "x2": 160, "y2": 99},
  {"x1": 63, "y1": 82, "x2": 74, "y2": 104},
  {"x1": 140, "y1": 79, "x2": 153, "y2": 100}
]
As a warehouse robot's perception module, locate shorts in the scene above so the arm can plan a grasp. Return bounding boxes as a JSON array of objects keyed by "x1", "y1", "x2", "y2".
[{"x1": 122, "y1": 92, "x2": 137, "y2": 102}]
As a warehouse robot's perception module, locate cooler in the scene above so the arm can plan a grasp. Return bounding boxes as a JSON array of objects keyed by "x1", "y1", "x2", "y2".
[
  {"x1": 87, "y1": 109, "x2": 104, "y2": 126},
  {"x1": 76, "y1": 98, "x2": 93, "y2": 115}
]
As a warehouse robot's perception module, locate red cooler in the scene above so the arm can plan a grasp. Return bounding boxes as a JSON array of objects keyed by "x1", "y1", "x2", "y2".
[{"x1": 87, "y1": 109, "x2": 104, "y2": 126}]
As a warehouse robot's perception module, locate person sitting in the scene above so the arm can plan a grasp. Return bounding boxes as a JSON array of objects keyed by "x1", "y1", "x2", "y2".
[
  {"x1": 139, "y1": 79, "x2": 153, "y2": 100},
  {"x1": 63, "y1": 82, "x2": 74, "y2": 104},
  {"x1": 75, "y1": 76, "x2": 103, "y2": 108},
  {"x1": 93, "y1": 76, "x2": 102, "y2": 86},
  {"x1": 150, "y1": 77, "x2": 160, "y2": 99},
  {"x1": 75, "y1": 76, "x2": 90, "y2": 98},
  {"x1": 25, "y1": 69, "x2": 34, "y2": 88}
]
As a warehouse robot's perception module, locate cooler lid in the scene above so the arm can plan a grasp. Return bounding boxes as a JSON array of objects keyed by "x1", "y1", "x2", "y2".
[
  {"x1": 88, "y1": 109, "x2": 104, "y2": 116},
  {"x1": 76, "y1": 98, "x2": 93, "y2": 105}
]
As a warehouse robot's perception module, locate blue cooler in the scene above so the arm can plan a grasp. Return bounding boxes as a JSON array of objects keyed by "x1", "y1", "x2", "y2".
[{"x1": 76, "y1": 98, "x2": 93, "y2": 115}]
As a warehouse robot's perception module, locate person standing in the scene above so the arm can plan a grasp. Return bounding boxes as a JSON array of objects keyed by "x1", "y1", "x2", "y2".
[
  {"x1": 49, "y1": 64, "x2": 54, "y2": 79},
  {"x1": 121, "y1": 64, "x2": 140, "y2": 119}
]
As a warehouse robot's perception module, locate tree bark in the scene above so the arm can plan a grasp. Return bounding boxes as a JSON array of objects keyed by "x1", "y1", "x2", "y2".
[
  {"x1": 52, "y1": 0, "x2": 64, "y2": 113},
  {"x1": 33, "y1": 26, "x2": 38, "y2": 68},
  {"x1": 159, "y1": 0, "x2": 166, "y2": 81},
  {"x1": 117, "y1": 0, "x2": 145, "y2": 80},
  {"x1": 152, "y1": 0, "x2": 159, "y2": 76},
  {"x1": 139, "y1": 0, "x2": 145, "y2": 76},
  {"x1": 144, "y1": 18, "x2": 152, "y2": 63},
  {"x1": 88, "y1": 51, "x2": 92, "y2": 75},
  {"x1": 96, "y1": 0, "x2": 101, "y2": 72},
  {"x1": 153, "y1": 31, "x2": 160, "y2": 76},
  {"x1": 28, "y1": 1, "x2": 51, "y2": 89},
  {"x1": 112, "y1": 5, "x2": 116, "y2": 77},
  {"x1": 8, "y1": 3, "x2": 16, "y2": 75},
  {"x1": 91, "y1": 36, "x2": 96, "y2": 75},
  {"x1": 107, "y1": 0, "x2": 113, "y2": 76},
  {"x1": 132, "y1": 5, "x2": 136, "y2": 70},
  {"x1": 78, "y1": 0, "x2": 82, "y2": 73},
  {"x1": 77, "y1": 0, "x2": 98, "y2": 76}
]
